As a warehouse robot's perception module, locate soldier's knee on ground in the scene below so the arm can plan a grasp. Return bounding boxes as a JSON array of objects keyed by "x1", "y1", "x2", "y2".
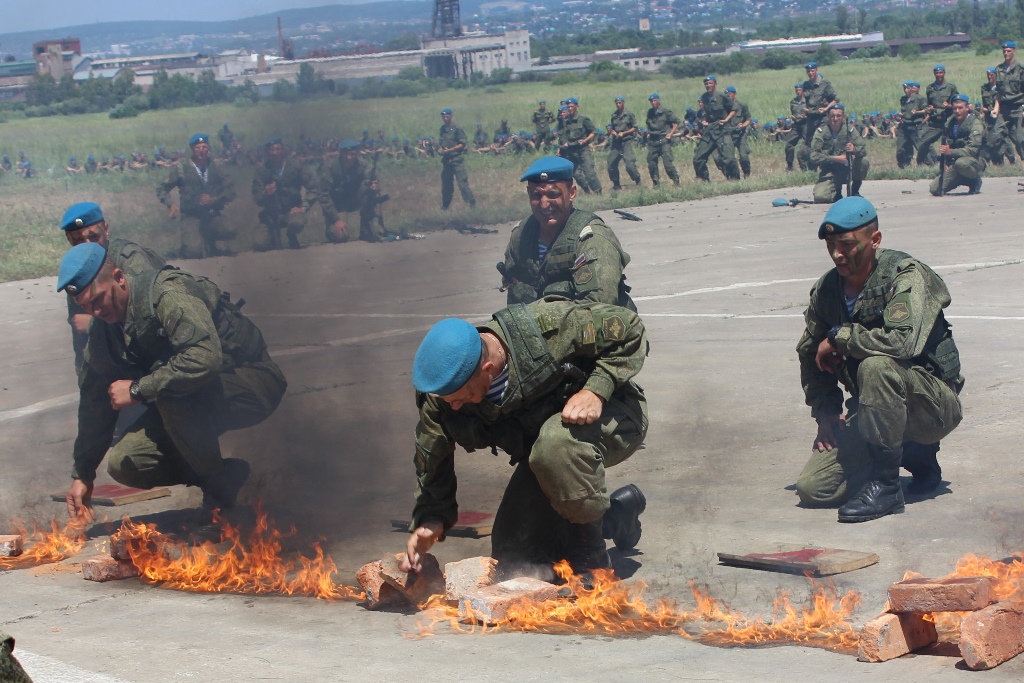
[{"x1": 813, "y1": 181, "x2": 838, "y2": 203}]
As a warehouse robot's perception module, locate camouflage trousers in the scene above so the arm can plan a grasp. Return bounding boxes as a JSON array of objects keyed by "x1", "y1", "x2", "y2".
[
  {"x1": 916, "y1": 125, "x2": 945, "y2": 165},
  {"x1": 693, "y1": 126, "x2": 739, "y2": 181},
  {"x1": 1002, "y1": 108, "x2": 1024, "y2": 159},
  {"x1": 895, "y1": 125, "x2": 921, "y2": 168},
  {"x1": 181, "y1": 211, "x2": 236, "y2": 258},
  {"x1": 796, "y1": 357, "x2": 963, "y2": 506},
  {"x1": 441, "y1": 157, "x2": 475, "y2": 209},
  {"x1": 812, "y1": 158, "x2": 870, "y2": 203},
  {"x1": 929, "y1": 156, "x2": 985, "y2": 195},
  {"x1": 107, "y1": 353, "x2": 286, "y2": 489},
  {"x1": 607, "y1": 138, "x2": 641, "y2": 188},
  {"x1": 562, "y1": 146, "x2": 602, "y2": 194},
  {"x1": 257, "y1": 208, "x2": 306, "y2": 249},
  {"x1": 983, "y1": 117, "x2": 1017, "y2": 164},
  {"x1": 732, "y1": 128, "x2": 751, "y2": 176},
  {"x1": 1, "y1": 632, "x2": 33, "y2": 683},
  {"x1": 785, "y1": 127, "x2": 808, "y2": 170},
  {"x1": 491, "y1": 383, "x2": 647, "y2": 567},
  {"x1": 646, "y1": 138, "x2": 679, "y2": 185}
]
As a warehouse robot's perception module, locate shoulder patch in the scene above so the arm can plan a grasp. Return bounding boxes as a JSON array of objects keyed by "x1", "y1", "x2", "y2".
[
  {"x1": 602, "y1": 314, "x2": 626, "y2": 341},
  {"x1": 574, "y1": 265, "x2": 593, "y2": 286},
  {"x1": 579, "y1": 225, "x2": 594, "y2": 240},
  {"x1": 884, "y1": 293, "x2": 913, "y2": 327},
  {"x1": 581, "y1": 320, "x2": 596, "y2": 347},
  {"x1": 172, "y1": 322, "x2": 196, "y2": 345}
]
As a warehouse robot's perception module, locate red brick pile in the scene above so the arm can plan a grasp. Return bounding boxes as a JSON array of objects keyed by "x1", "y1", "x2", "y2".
[{"x1": 859, "y1": 575, "x2": 1024, "y2": 669}]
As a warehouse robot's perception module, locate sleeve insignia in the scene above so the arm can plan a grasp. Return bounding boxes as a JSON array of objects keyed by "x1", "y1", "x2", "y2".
[
  {"x1": 573, "y1": 253, "x2": 586, "y2": 268},
  {"x1": 579, "y1": 225, "x2": 594, "y2": 240},
  {"x1": 886, "y1": 301, "x2": 911, "y2": 324},
  {"x1": 573, "y1": 265, "x2": 593, "y2": 285},
  {"x1": 581, "y1": 321, "x2": 596, "y2": 347},
  {"x1": 171, "y1": 322, "x2": 195, "y2": 345},
  {"x1": 602, "y1": 314, "x2": 626, "y2": 341}
]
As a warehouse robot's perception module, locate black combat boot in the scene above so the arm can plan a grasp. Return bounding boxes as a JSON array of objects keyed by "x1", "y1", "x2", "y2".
[
  {"x1": 901, "y1": 441, "x2": 942, "y2": 495},
  {"x1": 968, "y1": 177, "x2": 983, "y2": 195},
  {"x1": 602, "y1": 484, "x2": 647, "y2": 549},
  {"x1": 838, "y1": 446, "x2": 905, "y2": 523},
  {"x1": 564, "y1": 520, "x2": 611, "y2": 575},
  {"x1": 851, "y1": 179, "x2": 863, "y2": 197},
  {"x1": 201, "y1": 458, "x2": 251, "y2": 512}
]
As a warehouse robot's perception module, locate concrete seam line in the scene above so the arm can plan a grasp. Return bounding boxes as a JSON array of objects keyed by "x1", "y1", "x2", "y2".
[{"x1": 15, "y1": 650, "x2": 136, "y2": 683}]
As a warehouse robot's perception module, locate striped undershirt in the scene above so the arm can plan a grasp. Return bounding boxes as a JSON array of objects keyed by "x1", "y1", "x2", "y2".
[
  {"x1": 485, "y1": 364, "x2": 510, "y2": 403},
  {"x1": 537, "y1": 240, "x2": 549, "y2": 259}
]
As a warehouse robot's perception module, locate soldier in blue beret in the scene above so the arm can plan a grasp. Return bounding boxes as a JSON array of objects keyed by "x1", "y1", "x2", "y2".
[
  {"x1": 501, "y1": 156, "x2": 636, "y2": 314},
  {"x1": 645, "y1": 92, "x2": 681, "y2": 186},
  {"x1": 606, "y1": 95, "x2": 642, "y2": 190},
  {"x1": 997, "y1": 40, "x2": 1024, "y2": 159},
  {"x1": 810, "y1": 105, "x2": 869, "y2": 203},
  {"x1": 982, "y1": 64, "x2": 1016, "y2": 164},
  {"x1": 557, "y1": 98, "x2": 603, "y2": 194},
  {"x1": 437, "y1": 108, "x2": 476, "y2": 210},
  {"x1": 319, "y1": 139, "x2": 388, "y2": 242},
  {"x1": 532, "y1": 99, "x2": 557, "y2": 152},
  {"x1": 787, "y1": 83, "x2": 810, "y2": 171},
  {"x1": 796, "y1": 197, "x2": 963, "y2": 521},
  {"x1": 930, "y1": 93, "x2": 986, "y2": 195},
  {"x1": 401, "y1": 300, "x2": 649, "y2": 577},
  {"x1": 801, "y1": 62, "x2": 840, "y2": 151},
  {"x1": 252, "y1": 136, "x2": 321, "y2": 249},
  {"x1": 918, "y1": 64, "x2": 960, "y2": 165},
  {"x1": 57, "y1": 242, "x2": 286, "y2": 523},
  {"x1": 694, "y1": 74, "x2": 740, "y2": 181},
  {"x1": 897, "y1": 81, "x2": 927, "y2": 168},
  {"x1": 156, "y1": 133, "x2": 237, "y2": 258},
  {"x1": 724, "y1": 85, "x2": 753, "y2": 178},
  {"x1": 59, "y1": 202, "x2": 165, "y2": 374}
]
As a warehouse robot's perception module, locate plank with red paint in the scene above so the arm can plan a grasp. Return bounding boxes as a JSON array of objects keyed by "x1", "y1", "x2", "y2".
[{"x1": 717, "y1": 543, "x2": 879, "y2": 576}]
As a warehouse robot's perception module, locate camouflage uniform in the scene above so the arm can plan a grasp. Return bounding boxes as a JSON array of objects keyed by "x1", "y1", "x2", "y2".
[
  {"x1": 645, "y1": 105, "x2": 681, "y2": 185},
  {"x1": 996, "y1": 58, "x2": 1024, "y2": 158},
  {"x1": 929, "y1": 112, "x2": 986, "y2": 196},
  {"x1": 67, "y1": 237, "x2": 166, "y2": 375},
  {"x1": 693, "y1": 91, "x2": 739, "y2": 181},
  {"x1": 918, "y1": 80, "x2": 959, "y2": 165},
  {"x1": 156, "y1": 158, "x2": 236, "y2": 258},
  {"x1": 801, "y1": 75, "x2": 839, "y2": 147},
  {"x1": 795, "y1": 249, "x2": 963, "y2": 505},
  {"x1": 728, "y1": 99, "x2": 752, "y2": 177},
  {"x1": 439, "y1": 124, "x2": 476, "y2": 209},
  {"x1": 810, "y1": 122, "x2": 869, "y2": 203},
  {"x1": 981, "y1": 80, "x2": 1016, "y2": 164},
  {"x1": 0, "y1": 632, "x2": 32, "y2": 683},
  {"x1": 252, "y1": 157, "x2": 320, "y2": 249},
  {"x1": 503, "y1": 208, "x2": 635, "y2": 310},
  {"x1": 557, "y1": 114, "x2": 602, "y2": 194},
  {"x1": 788, "y1": 95, "x2": 809, "y2": 170},
  {"x1": 73, "y1": 267, "x2": 286, "y2": 489},
  {"x1": 607, "y1": 108, "x2": 641, "y2": 188},
  {"x1": 412, "y1": 298, "x2": 648, "y2": 568},
  {"x1": 897, "y1": 92, "x2": 928, "y2": 168},
  {"x1": 318, "y1": 154, "x2": 380, "y2": 242},
  {"x1": 533, "y1": 107, "x2": 557, "y2": 148}
]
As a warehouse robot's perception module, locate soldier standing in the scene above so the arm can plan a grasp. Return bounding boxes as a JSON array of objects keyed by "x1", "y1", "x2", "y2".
[
  {"x1": 930, "y1": 94, "x2": 985, "y2": 196},
  {"x1": 810, "y1": 106, "x2": 869, "y2": 203},
  {"x1": 996, "y1": 41, "x2": 1024, "y2": 160},
  {"x1": 787, "y1": 84, "x2": 809, "y2": 171},
  {"x1": 645, "y1": 93, "x2": 682, "y2": 187},
  {"x1": 693, "y1": 75, "x2": 739, "y2": 181},
  {"x1": 981, "y1": 67, "x2": 1016, "y2": 165},
  {"x1": 725, "y1": 86, "x2": 752, "y2": 178},
  {"x1": 897, "y1": 81, "x2": 927, "y2": 168},
  {"x1": 607, "y1": 96, "x2": 642, "y2": 190},
  {"x1": 252, "y1": 136, "x2": 320, "y2": 250},
  {"x1": 801, "y1": 62, "x2": 840, "y2": 150},
  {"x1": 156, "y1": 133, "x2": 237, "y2": 258},
  {"x1": 557, "y1": 97, "x2": 602, "y2": 194},
  {"x1": 532, "y1": 100, "x2": 556, "y2": 151},
  {"x1": 918, "y1": 65, "x2": 959, "y2": 165},
  {"x1": 438, "y1": 108, "x2": 476, "y2": 210}
]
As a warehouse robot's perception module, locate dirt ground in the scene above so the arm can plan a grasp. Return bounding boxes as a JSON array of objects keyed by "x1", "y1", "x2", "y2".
[{"x1": 3, "y1": 177, "x2": 1024, "y2": 682}]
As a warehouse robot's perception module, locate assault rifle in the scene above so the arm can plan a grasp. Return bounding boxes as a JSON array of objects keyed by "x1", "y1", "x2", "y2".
[{"x1": 938, "y1": 132, "x2": 947, "y2": 197}]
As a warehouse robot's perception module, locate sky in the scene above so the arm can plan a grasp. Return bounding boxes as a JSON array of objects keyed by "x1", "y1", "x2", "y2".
[{"x1": 1, "y1": 0, "x2": 363, "y2": 34}]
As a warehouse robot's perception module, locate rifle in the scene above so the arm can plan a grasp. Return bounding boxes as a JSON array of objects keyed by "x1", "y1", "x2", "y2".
[
  {"x1": 938, "y1": 132, "x2": 947, "y2": 197},
  {"x1": 845, "y1": 122, "x2": 853, "y2": 198}
]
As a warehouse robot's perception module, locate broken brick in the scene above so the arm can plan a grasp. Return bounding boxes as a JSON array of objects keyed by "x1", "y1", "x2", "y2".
[
  {"x1": 888, "y1": 576, "x2": 995, "y2": 614},
  {"x1": 355, "y1": 560, "x2": 407, "y2": 610},
  {"x1": 858, "y1": 611, "x2": 937, "y2": 662},
  {"x1": 959, "y1": 602, "x2": 1024, "y2": 670},
  {"x1": 82, "y1": 555, "x2": 139, "y2": 582},
  {"x1": 457, "y1": 576, "x2": 560, "y2": 625},
  {"x1": 444, "y1": 556, "x2": 498, "y2": 601},
  {"x1": 379, "y1": 552, "x2": 445, "y2": 606},
  {"x1": 109, "y1": 535, "x2": 131, "y2": 561},
  {"x1": 0, "y1": 535, "x2": 24, "y2": 557}
]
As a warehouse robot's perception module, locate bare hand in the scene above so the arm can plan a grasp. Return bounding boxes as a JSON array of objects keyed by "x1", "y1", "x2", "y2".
[
  {"x1": 108, "y1": 380, "x2": 137, "y2": 410},
  {"x1": 66, "y1": 479, "x2": 95, "y2": 522},
  {"x1": 168, "y1": 204, "x2": 180, "y2": 219},
  {"x1": 401, "y1": 520, "x2": 444, "y2": 572},
  {"x1": 331, "y1": 219, "x2": 348, "y2": 240},
  {"x1": 814, "y1": 414, "x2": 843, "y2": 452},
  {"x1": 815, "y1": 337, "x2": 841, "y2": 373},
  {"x1": 561, "y1": 389, "x2": 604, "y2": 425},
  {"x1": 70, "y1": 313, "x2": 92, "y2": 335},
  {"x1": 198, "y1": 193, "x2": 214, "y2": 206},
  {"x1": 939, "y1": 144, "x2": 952, "y2": 156}
]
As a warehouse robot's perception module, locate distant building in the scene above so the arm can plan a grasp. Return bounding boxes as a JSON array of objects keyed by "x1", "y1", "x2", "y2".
[
  {"x1": 422, "y1": 29, "x2": 531, "y2": 79},
  {"x1": 0, "y1": 61, "x2": 37, "y2": 102},
  {"x1": 33, "y1": 38, "x2": 82, "y2": 79}
]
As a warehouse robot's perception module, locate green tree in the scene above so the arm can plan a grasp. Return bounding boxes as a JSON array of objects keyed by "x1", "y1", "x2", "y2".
[
  {"x1": 194, "y1": 70, "x2": 226, "y2": 105},
  {"x1": 814, "y1": 42, "x2": 841, "y2": 66},
  {"x1": 898, "y1": 41, "x2": 922, "y2": 60},
  {"x1": 25, "y1": 74, "x2": 57, "y2": 106},
  {"x1": 271, "y1": 78, "x2": 299, "y2": 102},
  {"x1": 836, "y1": 6, "x2": 850, "y2": 33},
  {"x1": 112, "y1": 69, "x2": 141, "y2": 102},
  {"x1": 148, "y1": 70, "x2": 198, "y2": 109}
]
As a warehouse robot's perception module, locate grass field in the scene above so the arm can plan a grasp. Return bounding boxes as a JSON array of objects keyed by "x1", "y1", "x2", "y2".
[{"x1": 0, "y1": 50, "x2": 1016, "y2": 282}]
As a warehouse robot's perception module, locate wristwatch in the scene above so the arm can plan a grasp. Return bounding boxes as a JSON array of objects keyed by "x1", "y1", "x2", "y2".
[{"x1": 129, "y1": 381, "x2": 144, "y2": 403}]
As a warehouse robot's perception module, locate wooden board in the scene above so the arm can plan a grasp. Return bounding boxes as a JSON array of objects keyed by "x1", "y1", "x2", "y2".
[
  {"x1": 51, "y1": 484, "x2": 171, "y2": 506},
  {"x1": 717, "y1": 543, "x2": 879, "y2": 577},
  {"x1": 390, "y1": 511, "x2": 493, "y2": 539}
]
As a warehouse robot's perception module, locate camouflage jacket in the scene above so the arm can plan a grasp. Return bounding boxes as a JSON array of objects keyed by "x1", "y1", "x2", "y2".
[
  {"x1": 557, "y1": 114, "x2": 597, "y2": 146},
  {"x1": 802, "y1": 76, "x2": 838, "y2": 112},
  {"x1": 698, "y1": 91, "x2": 734, "y2": 124},
  {"x1": 318, "y1": 156, "x2": 374, "y2": 225},
  {"x1": 646, "y1": 107, "x2": 680, "y2": 139},
  {"x1": 900, "y1": 94, "x2": 928, "y2": 126},
  {"x1": 797, "y1": 249, "x2": 960, "y2": 419},
  {"x1": 252, "y1": 158, "x2": 320, "y2": 215},
  {"x1": 533, "y1": 109, "x2": 556, "y2": 135},
  {"x1": 728, "y1": 100, "x2": 751, "y2": 131},
  {"x1": 810, "y1": 123, "x2": 867, "y2": 168},
  {"x1": 609, "y1": 109, "x2": 638, "y2": 140},
  {"x1": 412, "y1": 298, "x2": 648, "y2": 531},
  {"x1": 997, "y1": 59, "x2": 1024, "y2": 110},
  {"x1": 925, "y1": 81, "x2": 959, "y2": 128},
  {"x1": 981, "y1": 82, "x2": 999, "y2": 121},
  {"x1": 0, "y1": 632, "x2": 32, "y2": 683},
  {"x1": 943, "y1": 112, "x2": 985, "y2": 161},
  {"x1": 73, "y1": 267, "x2": 280, "y2": 482},
  {"x1": 156, "y1": 158, "x2": 235, "y2": 218},
  {"x1": 790, "y1": 96, "x2": 808, "y2": 121},
  {"x1": 438, "y1": 125, "x2": 468, "y2": 161},
  {"x1": 504, "y1": 208, "x2": 633, "y2": 309}
]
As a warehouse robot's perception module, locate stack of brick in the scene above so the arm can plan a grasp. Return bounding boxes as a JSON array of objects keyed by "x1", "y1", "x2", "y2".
[
  {"x1": 82, "y1": 533, "x2": 144, "y2": 583},
  {"x1": 0, "y1": 535, "x2": 24, "y2": 557},
  {"x1": 859, "y1": 575, "x2": 1024, "y2": 670}
]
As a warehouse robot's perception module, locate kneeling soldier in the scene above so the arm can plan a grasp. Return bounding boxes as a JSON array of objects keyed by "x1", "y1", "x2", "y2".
[{"x1": 930, "y1": 94, "x2": 986, "y2": 196}]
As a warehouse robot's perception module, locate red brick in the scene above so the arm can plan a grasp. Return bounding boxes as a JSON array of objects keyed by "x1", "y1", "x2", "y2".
[
  {"x1": 857, "y1": 612, "x2": 937, "y2": 662},
  {"x1": 379, "y1": 552, "x2": 445, "y2": 606},
  {"x1": 457, "y1": 576, "x2": 560, "y2": 625},
  {"x1": 959, "y1": 603, "x2": 1024, "y2": 670},
  {"x1": 444, "y1": 556, "x2": 498, "y2": 601},
  {"x1": 82, "y1": 555, "x2": 139, "y2": 582},
  {"x1": 109, "y1": 535, "x2": 131, "y2": 561},
  {"x1": 355, "y1": 560, "x2": 407, "y2": 610},
  {"x1": 0, "y1": 535, "x2": 24, "y2": 557},
  {"x1": 888, "y1": 576, "x2": 995, "y2": 613}
]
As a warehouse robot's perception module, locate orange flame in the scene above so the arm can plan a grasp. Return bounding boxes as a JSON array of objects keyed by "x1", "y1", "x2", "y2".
[
  {"x1": 0, "y1": 520, "x2": 86, "y2": 569},
  {"x1": 914, "y1": 553, "x2": 1024, "y2": 640},
  {"x1": 415, "y1": 560, "x2": 860, "y2": 651},
  {"x1": 113, "y1": 505, "x2": 362, "y2": 601}
]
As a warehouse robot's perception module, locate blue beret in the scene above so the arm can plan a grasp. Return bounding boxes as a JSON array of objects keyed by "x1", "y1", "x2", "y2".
[
  {"x1": 614, "y1": 96, "x2": 625, "y2": 102},
  {"x1": 412, "y1": 318, "x2": 481, "y2": 395},
  {"x1": 87, "y1": 155, "x2": 94, "y2": 161},
  {"x1": 686, "y1": 106, "x2": 693, "y2": 111},
  {"x1": 818, "y1": 197, "x2": 878, "y2": 239},
  {"x1": 910, "y1": 81, "x2": 921, "y2": 88},
  {"x1": 951, "y1": 93, "x2": 969, "y2": 103},
  {"x1": 835, "y1": 103, "x2": 845, "y2": 110},
  {"x1": 538, "y1": 100, "x2": 546, "y2": 104},
  {"x1": 558, "y1": 105, "x2": 568, "y2": 111},
  {"x1": 903, "y1": 81, "x2": 912, "y2": 87},
  {"x1": 988, "y1": 67, "x2": 997, "y2": 74},
  {"x1": 58, "y1": 242, "x2": 106, "y2": 294},
  {"x1": 1003, "y1": 41, "x2": 1017, "y2": 49},
  {"x1": 933, "y1": 64, "x2": 945, "y2": 71},
  {"x1": 266, "y1": 135, "x2": 283, "y2": 147},
  {"x1": 884, "y1": 115, "x2": 891, "y2": 119},
  {"x1": 795, "y1": 83, "x2": 803, "y2": 89},
  {"x1": 189, "y1": 133, "x2": 209, "y2": 146},
  {"x1": 703, "y1": 75, "x2": 716, "y2": 82},
  {"x1": 566, "y1": 97, "x2": 579, "y2": 105},
  {"x1": 338, "y1": 139, "x2": 360, "y2": 151},
  {"x1": 849, "y1": 114, "x2": 857, "y2": 120},
  {"x1": 61, "y1": 202, "x2": 104, "y2": 231},
  {"x1": 440, "y1": 108, "x2": 453, "y2": 115},
  {"x1": 751, "y1": 119, "x2": 758, "y2": 123},
  {"x1": 649, "y1": 93, "x2": 660, "y2": 100},
  {"x1": 521, "y1": 156, "x2": 574, "y2": 183},
  {"x1": 725, "y1": 86, "x2": 736, "y2": 93},
  {"x1": 805, "y1": 61, "x2": 818, "y2": 69}
]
